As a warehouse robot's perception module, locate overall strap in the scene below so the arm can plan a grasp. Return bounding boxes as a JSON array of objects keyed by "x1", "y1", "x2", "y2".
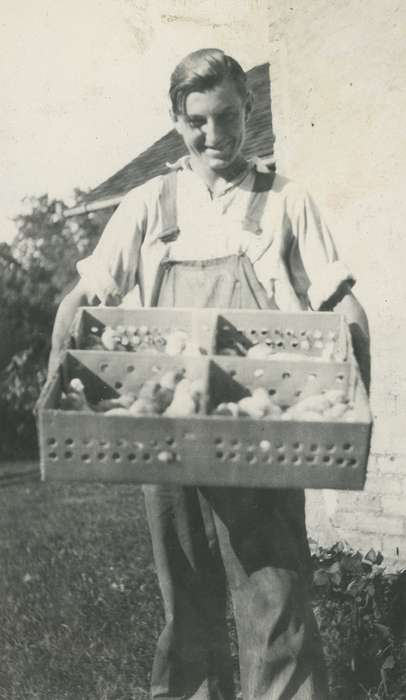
[
  {"x1": 158, "y1": 171, "x2": 179, "y2": 242},
  {"x1": 243, "y1": 169, "x2": 276, "y2": 233}
]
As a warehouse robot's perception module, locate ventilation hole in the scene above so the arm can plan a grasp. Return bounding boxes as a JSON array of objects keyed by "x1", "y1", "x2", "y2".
[
  {"x1": 300, "y1": 329, "x2": 307, "y2": 336},
  {"x1": 326, "y1": 444, "x2": 335, "y2": 452},
  {"x1": 277, "y1": 341, "x2": 284, "y2": 348},
  {"x1": 143, "y1": 452, "x2": 151, "y2": 461},
  {"x1": 336, "y1": 457, "x2": 345, "y2": 466},
  {"x1": 269, "y1": 388, "x2": 276, "y2": 396},
  {"x1": 49, "y1": 452, "x2": 58, "y2": 460},
  {"x1": 166, "y1": 436, "x2": 175, "y2": 445},
  {"x1": 100, "y1": 362, "x2": 109, "y2": 372},
  {"x1": 282, "y1": 371, "x2": 291, "y2": 379},
  {"x1": 97, "y1": 452, "x2": 106, "y2": 461},
  {"x1": 116, "y1": 438, "x2": 127, "y2": 447},
  {"x1": 323, "y1": 455, "x2": 332, "y2": 464},
  {"x1": 293, "y1": 455, "x2": 301, "y2": 464},
  {"x1": 128, "y1": 453, "x2": 137, "y2": 462},
  {"x1": 261, "y1": 329, "x2": 268, "y2": 335},
  {"x1": 216, "y1": 450, "x2": 224, "y2": 460},
  {"x1": 250, "y1": 329, "x2": 257, "y2": 335},
  {"x1": 229, "y1": 451, "x2": 237, "y2": 461},
  {"x1": 259, "y1": 440, "x2": 271, "y2": 452},
  {"x1": 336, "y1": 374, "x2": 345, "y2": 383},
  {"x1": 82, "y1": 438, "x2": 93, "y2": 446},
  {"x1": 291, "y1": 341, "x2": 298, "y2": 348},
  {"x1": 274, "y1": 328, "x2": 281, "y2": 335},
  {"x1": 343, "y1": 443, "x2": 353, "y2": 451},
  {"x1": 231, "y1": 438, "x2": 241, "y2": 447},
  {"x1": 127, "y1": 365, "x2": 135, "y2": 373},
  {"x1": 310, "y1": 444, "x2": 318, "y2": 452},
  {"x1": 228, "y1": 369, "x2": 237, "y2": 378},
  {"x1": 215, "y1": 437, "x2": 223, "y2": 446},
  {"x1": 306, "y1": 455, "x2": 315, "y2": 463},
  {"x1": 112, "y1": 452, "x2": 121, "y2": 462},
  {"x1": 47, "y1": 437, "x2": 57, "y2": 446},
  {"x1": 100, "y1": 439, "x2": 110, "y2": 448},
  {"x1": 276, "y1": 442, "x2": 284, "y2": 450},
  {"x1": 115, "y1": 381, "x2": 123, "y2": 390},
  {"x1": 64, "y1": 451, "x2": 73, "y2": 459},
  {"x1": 278, "y1": 455, "x2": 286, "y2": 463},
  {"x1": 81, "y1": 454, "x2": 91, "y2": 463},
  {"x1": 295, "y1": 390, "x2": 302, "y2": 397},
  {"x1": 286, "y1": 329, "x2": 293, "y2": 337},
  {"x1": 65, "y1": 438, "x2": 74, "y2": 446},
  {"x1": 348, "y1": 458, "x2": 358, "y2": 467},
  {"x1": 293, "y1": 442, "x2": 302, "y2": 450}
]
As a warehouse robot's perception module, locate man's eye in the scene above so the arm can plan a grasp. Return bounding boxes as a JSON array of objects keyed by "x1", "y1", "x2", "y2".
[{"x1": 187, "y1": 119, "x2": 204, "y2": 129}]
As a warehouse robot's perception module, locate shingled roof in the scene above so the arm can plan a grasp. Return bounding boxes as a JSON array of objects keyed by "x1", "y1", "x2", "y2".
[{"x1": 72, "y1": 62, "x2": 273, "y2": 214}]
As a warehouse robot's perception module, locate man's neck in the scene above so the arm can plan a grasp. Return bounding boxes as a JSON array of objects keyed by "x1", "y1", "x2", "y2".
[{"x1": 189, "y1": 155, "x2": 249, "y2": 192}]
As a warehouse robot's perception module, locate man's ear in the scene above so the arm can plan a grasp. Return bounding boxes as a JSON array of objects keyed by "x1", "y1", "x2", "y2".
[{"x1": 169, "y1": 106, "x2": 183, "y2": 134}]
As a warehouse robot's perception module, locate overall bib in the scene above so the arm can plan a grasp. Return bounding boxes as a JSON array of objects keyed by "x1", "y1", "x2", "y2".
[{"x1": 143, "y1": 172, "x2": 329, "y2": 700}]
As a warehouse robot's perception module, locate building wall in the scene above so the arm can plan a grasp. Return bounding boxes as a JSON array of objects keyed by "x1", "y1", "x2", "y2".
[{"x1": 267, "y1": 0, "x2": 406, "y2": 562}]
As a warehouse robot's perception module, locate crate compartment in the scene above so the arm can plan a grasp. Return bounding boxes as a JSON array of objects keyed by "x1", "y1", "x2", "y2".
[
  {"x1": 71, "y1": 306, "x2": 217, "y2": 356},
  {"x1": 38, "y1": 351, "x2": 371, "y2": 489},
  {"x1": 214, "y1": 310, "x2": 350, "y2": 361}
]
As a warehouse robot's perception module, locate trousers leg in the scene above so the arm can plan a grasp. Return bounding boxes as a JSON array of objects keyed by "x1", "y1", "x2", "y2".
[
  {"x1": 200, "y1": 487, "x2": 329, "y2": 700},
  {"x1": 143, "y1": 484, "x2": 235, "y2": 700}
]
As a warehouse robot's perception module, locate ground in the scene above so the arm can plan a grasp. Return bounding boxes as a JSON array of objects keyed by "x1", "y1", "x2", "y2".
[{"x1": 0, "y1": 462, "x2": 405, "y2": 700}]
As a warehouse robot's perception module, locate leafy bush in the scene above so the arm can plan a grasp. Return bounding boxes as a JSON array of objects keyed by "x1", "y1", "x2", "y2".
[
  {"x1": 0, "y1": 193, "x2": 112, "y2": 460},
  {"x1": 311, "y1": 540, "x2": 406, "y2": 699}
]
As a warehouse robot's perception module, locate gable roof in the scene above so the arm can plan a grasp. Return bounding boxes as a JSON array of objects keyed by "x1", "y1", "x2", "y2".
[{"x1": 68, "y1": 62, "x2": 274, "y2": 215}]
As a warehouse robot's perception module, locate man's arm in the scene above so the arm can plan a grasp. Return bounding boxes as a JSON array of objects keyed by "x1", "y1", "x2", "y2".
[
  {"x1": 326, "y1": 288, "x2": 371, "y2": 394},
  {"x1": 47, "y1": 278, "x2": 94, "y2": 380}
]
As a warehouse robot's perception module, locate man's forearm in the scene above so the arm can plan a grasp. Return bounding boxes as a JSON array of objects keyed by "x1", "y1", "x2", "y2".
[
  {"x1": 333, "y1": 291, "x2": 371, "y2": 393},
  {"x1": 48, "y1": 280, "x2": 92, "y2": 379}
]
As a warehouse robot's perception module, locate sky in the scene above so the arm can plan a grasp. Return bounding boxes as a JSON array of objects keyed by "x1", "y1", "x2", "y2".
[{"x1": 1, "y1": 0, "x2": 269, "y2": 243}]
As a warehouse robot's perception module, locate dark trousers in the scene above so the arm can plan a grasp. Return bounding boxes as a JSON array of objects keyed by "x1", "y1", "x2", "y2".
[{"x1": 143, "y1": 485, "x2": 329, "y2": 700}]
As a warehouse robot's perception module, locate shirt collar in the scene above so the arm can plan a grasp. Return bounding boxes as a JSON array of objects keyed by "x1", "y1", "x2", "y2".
[{"x1": 165, "y1": 155, "x2": 270, "y2": 197}]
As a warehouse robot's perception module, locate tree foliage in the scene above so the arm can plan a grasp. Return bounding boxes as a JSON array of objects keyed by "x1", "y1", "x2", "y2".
[{"x1": 0, "y1": 193, "x2": 112, "y2": 459}]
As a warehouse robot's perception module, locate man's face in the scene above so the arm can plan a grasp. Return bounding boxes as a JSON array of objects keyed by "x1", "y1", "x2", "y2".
[{"x1": 173, "y1": 78, "x2": 251, "y2": 172}]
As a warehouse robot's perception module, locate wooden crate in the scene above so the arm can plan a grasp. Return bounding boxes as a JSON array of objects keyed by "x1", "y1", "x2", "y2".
[{"x1": 37, "y1": 347, "x2": 372, "y2": 490}]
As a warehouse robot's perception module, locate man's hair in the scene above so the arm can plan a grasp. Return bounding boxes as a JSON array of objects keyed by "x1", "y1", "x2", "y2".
[{"x1": 169, "y1": 48, "x2": 248, "y2": 116}]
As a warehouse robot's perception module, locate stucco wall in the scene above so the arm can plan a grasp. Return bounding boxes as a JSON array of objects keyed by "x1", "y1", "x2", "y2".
[{"x1": 267, "y1": 0, "x2": 406, "y2": 561}]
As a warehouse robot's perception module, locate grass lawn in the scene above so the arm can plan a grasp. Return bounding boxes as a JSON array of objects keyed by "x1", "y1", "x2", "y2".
[{"x1": 0, "y1": 466, "x2": 405, "y2": 700}]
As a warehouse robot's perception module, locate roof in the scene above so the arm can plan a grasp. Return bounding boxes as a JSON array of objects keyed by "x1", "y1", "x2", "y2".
[{"x1": 72, "y1": 62, "x2": 274, "y2": 214}]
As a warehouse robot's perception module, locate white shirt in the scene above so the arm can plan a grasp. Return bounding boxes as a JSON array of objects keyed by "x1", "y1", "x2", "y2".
[{"x1": 77, "y1": 157, "x2": 353, "y2": 310}]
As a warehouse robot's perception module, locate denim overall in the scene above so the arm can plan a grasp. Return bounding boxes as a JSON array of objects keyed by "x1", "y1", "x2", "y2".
[{"x1": 144, "y1": 171, "x2": 329, "y2": 700}]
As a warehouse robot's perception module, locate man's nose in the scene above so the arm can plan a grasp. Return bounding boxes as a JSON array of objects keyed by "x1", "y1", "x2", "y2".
[{"x1": 203, "y1": 118, "x2": 225, "y2": 145}]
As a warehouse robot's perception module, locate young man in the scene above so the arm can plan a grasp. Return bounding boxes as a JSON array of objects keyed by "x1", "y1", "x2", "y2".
[{"x1": 49, "y1": 49, "x2": 369, "y2": 699}]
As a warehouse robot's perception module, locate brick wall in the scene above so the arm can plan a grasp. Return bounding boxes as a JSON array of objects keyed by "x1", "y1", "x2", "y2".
[
  {"x1": 306, "y1": 452, "x2": 406, "y2": 564},
  {"x1": 267, "y1": 0, "x2": 406, "y2": 564}
]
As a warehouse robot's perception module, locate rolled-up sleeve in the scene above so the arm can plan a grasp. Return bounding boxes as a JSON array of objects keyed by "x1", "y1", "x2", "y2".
[
  {"x1": 76, "y1": 187, "x2": 147, "y2": 304},
  {"x1": 288, "y1": 188, "x2": 355, "y2": 310}
]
